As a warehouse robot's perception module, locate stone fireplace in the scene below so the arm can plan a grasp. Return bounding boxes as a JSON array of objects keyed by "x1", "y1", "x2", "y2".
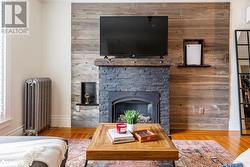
[{"x1": 96, "y1": 59, "x2": 170, "y2": 133}]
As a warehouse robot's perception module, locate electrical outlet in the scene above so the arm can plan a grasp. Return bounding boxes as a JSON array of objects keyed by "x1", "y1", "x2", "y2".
[
  {"x1": 199, "y1": 107, "x2": 205, "y2": 115},
  {"x1": 192, "y1": 106, "x2": 196, "y2": 113},
  {"x1": 76, "y1": 105, "x2": 80, "y2": 112}
]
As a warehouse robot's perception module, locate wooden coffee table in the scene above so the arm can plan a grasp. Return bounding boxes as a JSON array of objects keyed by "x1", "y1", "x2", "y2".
[{"x1": 86, "y1": 123, "x2": 179, "y2": 166}]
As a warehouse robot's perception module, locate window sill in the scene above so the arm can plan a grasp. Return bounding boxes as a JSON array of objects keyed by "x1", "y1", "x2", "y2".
[{"x1": 0, "y1": 119, "x2": 11, "y2": 130}]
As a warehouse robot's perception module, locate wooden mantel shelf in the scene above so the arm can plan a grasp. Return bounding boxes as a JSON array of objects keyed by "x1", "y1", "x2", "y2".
[{"x1": 95, "y1": 58, "x2": 171, "y2": 67}]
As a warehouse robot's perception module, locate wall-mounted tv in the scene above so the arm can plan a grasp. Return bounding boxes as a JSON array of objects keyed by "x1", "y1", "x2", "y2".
[{"x1": 100, "y1": 16, "x2": 168, "y2": 58}]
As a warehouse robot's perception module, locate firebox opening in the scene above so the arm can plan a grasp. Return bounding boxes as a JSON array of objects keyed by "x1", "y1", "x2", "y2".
[{"x1": 112, "y1": 98, "x2": 155, "y2": 123}]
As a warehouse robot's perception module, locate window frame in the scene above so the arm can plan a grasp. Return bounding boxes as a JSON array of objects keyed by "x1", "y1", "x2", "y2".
[{"x1": 0, "y1": 32, "x2": 11, "y2": 126}]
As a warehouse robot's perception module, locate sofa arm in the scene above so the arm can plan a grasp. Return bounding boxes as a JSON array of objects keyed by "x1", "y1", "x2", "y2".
[{"x1": 233, "y1": 148, "x2": 250, "y2": 167}]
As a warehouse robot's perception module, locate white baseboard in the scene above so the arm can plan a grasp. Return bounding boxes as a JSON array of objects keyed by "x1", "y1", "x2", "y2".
[
  {"x1": 7, "y1": 125, "x2": 24, "y2": 136},
  {"x1": 1, "y1": 115, "x2": 71, "y2": 135},
  {"x1": 51, "y1": 115, "x2": 71, "y2": 127}
]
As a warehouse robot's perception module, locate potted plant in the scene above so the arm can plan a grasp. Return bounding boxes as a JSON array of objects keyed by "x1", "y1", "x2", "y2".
[{"x1": 124, "y1": 110, "x2": 140, "y2": 132}]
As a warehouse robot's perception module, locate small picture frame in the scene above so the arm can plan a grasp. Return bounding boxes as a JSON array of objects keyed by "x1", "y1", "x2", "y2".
[{"x1": 183, "y1": 39, "x2": 204, "y2": 66}]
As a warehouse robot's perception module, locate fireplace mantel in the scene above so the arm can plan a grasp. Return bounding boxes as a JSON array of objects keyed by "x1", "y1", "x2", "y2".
[{"x1": 95, "y1": 58, "x2": 171, "y2": 67}]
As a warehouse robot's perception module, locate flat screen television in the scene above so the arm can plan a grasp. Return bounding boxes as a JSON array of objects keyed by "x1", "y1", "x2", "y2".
[{"x1": 100, "y1": 16, "x2": 168, "y2": 58}]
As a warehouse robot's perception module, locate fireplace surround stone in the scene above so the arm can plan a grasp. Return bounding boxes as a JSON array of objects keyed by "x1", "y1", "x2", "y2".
[{"x1": 96, "y1": 59, "x2": 171, "y2": 133}]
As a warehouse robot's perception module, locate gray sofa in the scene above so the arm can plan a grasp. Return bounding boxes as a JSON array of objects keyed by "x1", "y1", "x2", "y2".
[{"x1": 0, "y1": 136, "x2": 68, "y2": 167}]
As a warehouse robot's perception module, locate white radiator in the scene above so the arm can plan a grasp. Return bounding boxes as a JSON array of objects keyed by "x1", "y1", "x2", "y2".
[{"x1": 24, "y1": 78, "x2": 52, "y2": 135}]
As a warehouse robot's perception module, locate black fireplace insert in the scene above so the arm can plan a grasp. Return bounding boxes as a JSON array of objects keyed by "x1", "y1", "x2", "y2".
[{"x1": 108, "y1": 91, "x2": 160, "y2": 123}]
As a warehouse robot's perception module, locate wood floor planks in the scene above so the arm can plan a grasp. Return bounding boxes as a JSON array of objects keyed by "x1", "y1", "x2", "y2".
[{"x1": 40, "y1": 128, "x2": 250, "y2": 156}]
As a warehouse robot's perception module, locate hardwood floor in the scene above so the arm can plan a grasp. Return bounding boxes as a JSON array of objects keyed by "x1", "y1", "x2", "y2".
[
  {"x1": 171, "y1": 130, "x2": 250, "y2": 156},
  {"x1": 40, "y1": 128, "x2": 250, "y2": 156},
  {"x1": 39, "y1": 128, "x2": 96, "y2": 140}
]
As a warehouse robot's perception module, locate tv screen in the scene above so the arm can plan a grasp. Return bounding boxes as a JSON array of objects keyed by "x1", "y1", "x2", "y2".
[{"x1": 100, "y1": 16, "x2": 168, "y2": 57}]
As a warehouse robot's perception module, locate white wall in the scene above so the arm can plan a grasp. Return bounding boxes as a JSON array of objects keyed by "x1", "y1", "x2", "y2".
[
  {"x1": 41, "y1": 1, "x2": 71, "y2": 127},
  {"x1": 0, "y1": 0, "x2": 43, "y2": 135},
  {"x1": 1, "y1": 0, "x2": 71, "y2": 134},
  {"x1": 229, "y1": 0, "x2": 250, "y2": 130}
]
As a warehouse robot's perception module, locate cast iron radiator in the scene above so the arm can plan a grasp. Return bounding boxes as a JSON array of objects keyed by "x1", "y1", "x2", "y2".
[{"x1": 24, "y1": 78, "x2": 52, "y2": 135}]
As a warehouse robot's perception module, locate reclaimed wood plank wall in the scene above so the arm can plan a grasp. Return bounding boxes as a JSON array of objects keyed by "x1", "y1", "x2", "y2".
[{"x1": 71, "y1": 3, "x2": 230, "y2": 130}]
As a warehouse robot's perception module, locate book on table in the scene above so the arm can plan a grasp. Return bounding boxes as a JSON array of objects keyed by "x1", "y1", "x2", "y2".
[{"x1": 107, "y1": 128, "x2": 135, "y2": 144}]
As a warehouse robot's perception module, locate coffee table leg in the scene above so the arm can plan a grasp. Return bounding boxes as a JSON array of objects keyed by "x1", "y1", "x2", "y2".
[
  {"x1": 84, "y1": 160, "x2": 88, "y2": 167},
  {"x1": 173, "y1": 161, "x2": 176, "y2": 167},
  {"x1": 157, "y1": 160, "x2": 174, "y2": 167}
]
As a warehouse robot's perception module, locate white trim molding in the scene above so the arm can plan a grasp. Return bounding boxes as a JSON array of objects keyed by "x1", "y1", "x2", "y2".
[
  {"x1": 0, "y1": 119, "x2": 11, "y2": 130},
  {"x1": 247, "y1": 6, "x2": 250, "y2": 24},
  {"x1": 51, "y1": 115, "x2": 71, "y2": 127},
  {"x1": 7, "y1": 125, "x2": 24, "y2": 136}
]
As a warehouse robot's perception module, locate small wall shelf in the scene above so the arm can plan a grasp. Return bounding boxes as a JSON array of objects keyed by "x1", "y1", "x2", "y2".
[
  {"x1": 177, "y1": 64, "x2": 211, "y2": 67},
  {"x1": 76, "y1": 103, "x2": 99, "y2": 106},
  {"x1": 181, "y1": 39, "x2": 211, "y2": 67}
]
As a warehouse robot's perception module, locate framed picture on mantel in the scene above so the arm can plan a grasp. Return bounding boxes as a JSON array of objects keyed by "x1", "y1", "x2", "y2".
[{"x1": 183, "y1": 39, "x2": 204, "y2": 66}]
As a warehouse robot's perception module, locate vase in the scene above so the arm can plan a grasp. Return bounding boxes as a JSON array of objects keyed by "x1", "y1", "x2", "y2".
[{"x1": 127, "y1": 123, "x2": 136, "y2": 133}]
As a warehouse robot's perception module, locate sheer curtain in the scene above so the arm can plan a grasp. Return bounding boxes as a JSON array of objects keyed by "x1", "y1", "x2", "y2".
[{"x1": 0, "y1": 32, "x2": 6, "y2": 122}]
